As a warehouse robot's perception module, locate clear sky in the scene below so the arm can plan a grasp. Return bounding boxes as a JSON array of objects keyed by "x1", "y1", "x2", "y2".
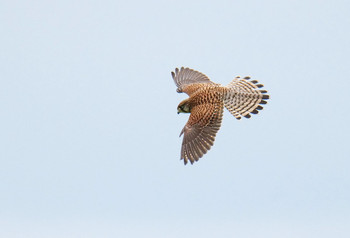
[{"x1": 1, "y1": 0, "x2": 350, "y2": 237}]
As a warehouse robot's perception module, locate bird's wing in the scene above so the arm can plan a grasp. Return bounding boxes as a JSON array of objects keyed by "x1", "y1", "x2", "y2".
[
  {"x1": 171, "y1": 67, "x2": 217, "y2": 96},
  {"x1": 224, "y1": 76, "x2": 269, "y2": 120},
  {"x1": 180, "y1": 102, "x2": 224, "y2": 165}
]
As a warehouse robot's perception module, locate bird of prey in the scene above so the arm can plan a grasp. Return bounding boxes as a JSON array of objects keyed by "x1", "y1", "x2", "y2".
[{"x1": 172, "y1": 67, "x2": 269, "y2": 165}]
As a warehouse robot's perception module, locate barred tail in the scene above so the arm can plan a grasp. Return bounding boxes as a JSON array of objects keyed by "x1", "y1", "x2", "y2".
[{"x1": 224, "y1": 76, "x2": 269, "y2": 120}]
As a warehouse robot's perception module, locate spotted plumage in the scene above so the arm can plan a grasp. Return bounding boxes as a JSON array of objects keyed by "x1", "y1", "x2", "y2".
[{"x1": 172, "y1": 67, "x2": 269, "y2": 165}]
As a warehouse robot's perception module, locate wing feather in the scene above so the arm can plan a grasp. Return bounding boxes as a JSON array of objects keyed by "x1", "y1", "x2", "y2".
[
  {"x1": 171, "y1": 67, "x2": 217, "y2": 96},
  {"x1": 180, "y1": 102, "x2": 224, "y2": 165}
]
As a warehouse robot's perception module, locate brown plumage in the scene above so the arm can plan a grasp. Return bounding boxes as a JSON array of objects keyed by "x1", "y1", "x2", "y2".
[{"x1": 172, "y1": 67, "x2": 269, "y2": 165}]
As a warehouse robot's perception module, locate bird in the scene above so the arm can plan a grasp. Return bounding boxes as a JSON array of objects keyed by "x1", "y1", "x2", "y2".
[{"x1": 171, "y1": 67, "x2": 269, "y2": 165}]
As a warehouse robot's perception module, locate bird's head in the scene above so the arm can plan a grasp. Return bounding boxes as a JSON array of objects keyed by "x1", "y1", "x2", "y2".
[{"x1": 177, "y1": 99, "x2": 191, "y2": 114}]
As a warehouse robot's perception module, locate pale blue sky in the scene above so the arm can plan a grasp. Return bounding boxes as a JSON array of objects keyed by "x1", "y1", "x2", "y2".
[{"x1": 1, "y1": 0, "x2": 350, "y2": 237}]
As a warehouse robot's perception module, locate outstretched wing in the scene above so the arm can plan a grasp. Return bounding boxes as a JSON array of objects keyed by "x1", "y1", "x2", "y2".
[
  {"x1": 180, "y1": 102, "x2": 224, "y2": 165},
  {"x1": 224, "y1": 76, "x2": 269, "y2": 120},
  {"x1": 171, "y1": 67, "x2": 217, "y2": 96}
]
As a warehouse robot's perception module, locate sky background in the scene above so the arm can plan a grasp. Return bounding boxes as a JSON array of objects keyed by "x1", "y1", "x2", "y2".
[{"x1": 1, "y1": 0, "x2": 350, "y2": 237}]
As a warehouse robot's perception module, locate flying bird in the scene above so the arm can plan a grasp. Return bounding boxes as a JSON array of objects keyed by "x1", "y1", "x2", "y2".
[{"x1": 172, "y1": 67, "x2": 269, "y2": 165}]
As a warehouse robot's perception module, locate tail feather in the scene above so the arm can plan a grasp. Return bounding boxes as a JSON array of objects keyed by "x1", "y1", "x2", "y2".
[{"x1": 224, "y1": 76, "x2": 269, "y2": 120}]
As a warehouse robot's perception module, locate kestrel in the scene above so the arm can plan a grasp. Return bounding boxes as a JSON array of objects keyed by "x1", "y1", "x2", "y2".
[{"x1": 172, "y1": 67, "x2": 269, "y2": 165}]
